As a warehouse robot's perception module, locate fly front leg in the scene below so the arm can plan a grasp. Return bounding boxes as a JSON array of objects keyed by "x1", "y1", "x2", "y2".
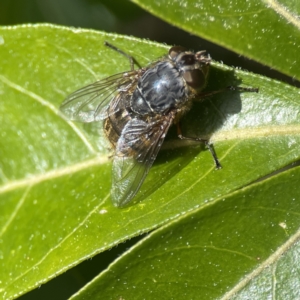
[{"x1": 176, "y1": 123, "x2": 221, "y2": 169}]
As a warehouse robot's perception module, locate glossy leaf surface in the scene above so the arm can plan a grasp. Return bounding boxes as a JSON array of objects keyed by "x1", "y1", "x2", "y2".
[
  {"x1": 133, "y1": 0, "x2": 300, "y2": 80},
  {"x1": 71, "y1": 166, "x2": 300, "y2": 299},
  {"x1": 0, "y1": 24, "x2": 299, "y2": 299}
]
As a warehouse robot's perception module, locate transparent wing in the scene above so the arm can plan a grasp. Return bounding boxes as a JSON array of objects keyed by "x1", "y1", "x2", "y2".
[
  {"x1": 111, "y1": 114, "x2": 174, "y2": 207},
  {"x1": 60, "y1": 71, "x2": 139, "y2": 123}
]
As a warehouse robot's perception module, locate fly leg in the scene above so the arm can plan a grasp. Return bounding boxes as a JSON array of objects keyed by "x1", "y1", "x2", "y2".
[
  {"x1": 177, "y1": 123, "x2": 222, "y2": 169},
  {"x1": 197, "y1": 86, "x2": 259, "y2": 100},
  {"x1": 104, "y1": 41, "x2": 141, "y2": 71}
]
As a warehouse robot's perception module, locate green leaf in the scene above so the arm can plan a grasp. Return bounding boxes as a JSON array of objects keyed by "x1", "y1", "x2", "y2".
[
  {"x1": 132, "y1": 0, "x2": 300, "y2": 81},
  {"x1": 0, "y1": 24, "x2": 299, "y2": 299},
  {"x1": 70, "y1": 166, "x2": 300, "y2": 300}
]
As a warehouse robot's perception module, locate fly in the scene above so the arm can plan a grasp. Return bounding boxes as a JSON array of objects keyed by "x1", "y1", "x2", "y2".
[{"x1": 60, "y1": 42, "x2": 258, "y2": 207}]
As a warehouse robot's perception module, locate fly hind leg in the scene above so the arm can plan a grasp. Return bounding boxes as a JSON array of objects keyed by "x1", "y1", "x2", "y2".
[
  {"x1": 104, "y1": 41, "x2": 141, "y2": 71},
  {"x1": 177, "y1": 123, "x2": 222, "y2": 169}
]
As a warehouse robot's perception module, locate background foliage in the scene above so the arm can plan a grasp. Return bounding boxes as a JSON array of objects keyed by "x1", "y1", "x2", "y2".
[{"x1": 1, "y1": 0, "x2": 300, "y2": 299}]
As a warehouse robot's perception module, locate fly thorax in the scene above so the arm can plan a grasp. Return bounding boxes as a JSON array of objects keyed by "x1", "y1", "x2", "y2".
[{"x1": 130, "y1": 61, "x2": 187, "y2": 115}]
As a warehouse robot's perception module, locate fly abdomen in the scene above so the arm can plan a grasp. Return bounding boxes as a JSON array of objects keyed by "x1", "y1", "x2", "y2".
[{"x1": 104, "y1": 99, "x2": 131, "y2": 149}]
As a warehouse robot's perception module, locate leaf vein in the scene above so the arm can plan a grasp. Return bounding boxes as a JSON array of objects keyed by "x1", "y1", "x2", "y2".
[
  {"x1": 0, "y1": 156, "x2": 108, "y2": 194},
  {"x1": 170, "y1": 140, "x2": 240, "y2": 201},
  {"x1": 0, "y1": 185, "x2": 32, "y2": 237},
  {"x1": 221, "y1": 227, "x2": 300, "y2": 299},
  {"x1": 8, "y1": 193, "x2": 111, "y2": 294},
  {"x1": 0, "y1": 74, "x2": 97, "y2": 154},
  {"x1": 50, "y1": 43, "x2": 98, "y2": 80},
  {"x1": 263, "y1": 0, "x2": 300, "y2": 30}
]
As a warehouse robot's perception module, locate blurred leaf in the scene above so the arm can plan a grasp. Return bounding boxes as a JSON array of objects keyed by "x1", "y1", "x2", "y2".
[
  {"x1": 70, "y1": 166, "x2": 300, "y2": 299},
  {"x1": 132, "y1": 0, "x2": 300, "y2": 81},
  {"x1": 0, "y1": 0, "x2": 122, "y2": 32},
  {"x1": 0, "y1": 24, "x2": 299, "y2": 299}
]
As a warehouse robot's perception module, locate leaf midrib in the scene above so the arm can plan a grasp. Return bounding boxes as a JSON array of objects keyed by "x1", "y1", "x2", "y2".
[
  {"x1": 220, "y1": 225, "x2": 300, "y2": 299},
  {"x1": 263, "y1": 0, "x2": 300, "y2": 30},
  {"x1": 213, "y1": 125, "x2": 300, "y2": 142},
  {"x1": 0, "y1": 156, "x2": 108, "y2": 194},
  {"x1": 1, "y1": 123, "x2": 297, "y2": 194}
]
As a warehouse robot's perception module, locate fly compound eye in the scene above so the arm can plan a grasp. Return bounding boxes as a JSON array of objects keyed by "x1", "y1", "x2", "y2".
[
  {"x1": 180, "y1": 54, "x2": 196, "y2": 65},
  {"x1": 168, "y1": 46, "x2": 186, "y2": 60},
  {"x1": 183, "y1": 69, "x2": 206, "y2": 90}
]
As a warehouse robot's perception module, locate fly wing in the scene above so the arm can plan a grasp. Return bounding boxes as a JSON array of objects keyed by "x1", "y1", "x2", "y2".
[
  {"x1": 60, "y1": 71, "x2": 139, "y2": 123},
  {"x1": 111, "y1": 114, "x2": 174, "y2": 207}
]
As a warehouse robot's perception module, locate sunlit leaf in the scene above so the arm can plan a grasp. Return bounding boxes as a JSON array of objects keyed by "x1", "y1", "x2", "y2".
[
  {"x1": 0, "y1": 24, "x2": 299, "y2": 299},
  {"x1": 133, "y1": 0, "x2": 300, "y2": 80},
  {"x1": 70, "y1": 166, "x2": 300, "y2": 299}
]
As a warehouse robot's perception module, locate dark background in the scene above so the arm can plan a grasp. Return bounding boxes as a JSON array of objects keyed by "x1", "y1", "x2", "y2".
[
  {"x1": 1, "y1": 0, "x2": 297, "y2": 299},
  {"x1": 1, "y1": 0, "x2": 298, "y2": 87}
]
